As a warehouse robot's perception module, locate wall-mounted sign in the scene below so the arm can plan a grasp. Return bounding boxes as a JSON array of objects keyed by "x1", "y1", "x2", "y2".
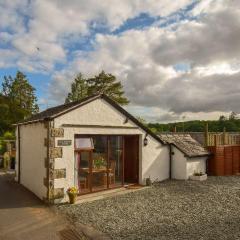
[{"x1": 58, "y1": 140, "x2": 72, "y2": 146}]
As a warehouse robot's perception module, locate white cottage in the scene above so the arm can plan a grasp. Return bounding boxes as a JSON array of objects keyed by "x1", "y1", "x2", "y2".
[{"x1": 15, "y1": 94, "x2": 210, "y2": 203}]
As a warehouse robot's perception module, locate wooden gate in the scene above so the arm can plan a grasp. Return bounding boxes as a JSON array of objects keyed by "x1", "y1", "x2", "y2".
[{"x1": 208, "y1": 146, "x2": 240, "y2": 176}]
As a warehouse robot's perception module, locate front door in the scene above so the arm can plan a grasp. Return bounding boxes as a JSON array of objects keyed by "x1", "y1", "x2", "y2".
[{"x1": 124, "y1": 135, "x2": 139, "y2": 183}]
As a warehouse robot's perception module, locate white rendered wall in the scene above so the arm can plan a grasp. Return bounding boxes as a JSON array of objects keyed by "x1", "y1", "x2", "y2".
[
  {"x1": 172, "y1": 146, "x2": 207, "y2": 180},
  {"x1": 140, "y1": 135, "x2": 169, "y2": 183},
  {"x1": 54, "y1": 99, "x2": 137, "y2": 128},
  {"x1": 53, "y1": 98, "x2": 169, "y2": 202},
  {"x1": 186, "y1": 157, "x2": 207, "y2": 178},
  {"x1": 17, "y1": 123, "x2": 47, "y2": 200},
  {"x1": 171, "y1": 146, "x2": 187, "y2": 180}
]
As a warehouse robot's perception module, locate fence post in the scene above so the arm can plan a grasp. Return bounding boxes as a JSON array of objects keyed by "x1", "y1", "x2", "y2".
[
  {"x1": 204, "y1": 123, "x2": 209, "y2": 146},
  {"x1": 214, "y1": 135, "x2": 218, "y2": 146},
  {"x1": 173, "y1": 125, "x2": 177, "y2": 133},
  {"x1": 223, "y1": 127, "x2": 226, "y2": 145}
]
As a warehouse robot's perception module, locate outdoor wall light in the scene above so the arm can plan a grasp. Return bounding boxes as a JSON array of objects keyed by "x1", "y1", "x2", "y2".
[{"x1": 144, "y1": 136, "x2": 148, "y2": 146}]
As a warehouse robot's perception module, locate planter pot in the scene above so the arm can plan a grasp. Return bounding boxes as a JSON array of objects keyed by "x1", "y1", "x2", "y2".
[
  {"x1": 189, "y1": 174, "x2": 207, "y2": 181},
  {"x1": 68, "y1": 193, "x2": 77, "y2": 204},
  {"x1": 146, "y1": 178, "x2": 152, "y2": 186}
]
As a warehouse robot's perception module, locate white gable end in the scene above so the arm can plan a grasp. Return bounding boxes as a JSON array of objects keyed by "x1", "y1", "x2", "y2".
[{"x1": 54, "y1": 98, "x2": 137, "y2": 128}]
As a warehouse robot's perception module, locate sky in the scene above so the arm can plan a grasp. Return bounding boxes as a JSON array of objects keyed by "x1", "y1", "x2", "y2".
[{"x1": 0, "y1": 0, "x2": 240, "y2": 122}]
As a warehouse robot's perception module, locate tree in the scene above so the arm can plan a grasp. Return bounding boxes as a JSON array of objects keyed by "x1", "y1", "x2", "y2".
[
  {"x1": 229, "y1": 111, "x2": 238, "y2": 121},
  {"x1": 65, "y1": 73, "x2": 88, "y2": 103},
  {"x1": 0, "y1": 71, "x2": 39, "y2": 135},
  {"x1": 136, "y1": 116, "x2": 147, "y2": 126},
  {"x1": 219, "y1": 115, "x2": 227, "y2": 121},
  {"x1": 2, "y1": 75, "x2": 14, "y2": 96},
  {"x1": 66, "y1": 71, "x2": 129, "y2": 105},
  {"x1": 87, "y1": 71, "x2": 129, "y2": 105},
  {"x1": 2, "y1": 71, "x2": 39, "y2": 116}
]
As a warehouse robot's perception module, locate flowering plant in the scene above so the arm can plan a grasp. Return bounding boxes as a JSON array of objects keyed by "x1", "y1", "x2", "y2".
[
  {"x1": 67, "y1": 187, "x2": 78, "y2": 195},
  {"x1": 93, "y1": 157, "x2": 106, "y2": 169}
]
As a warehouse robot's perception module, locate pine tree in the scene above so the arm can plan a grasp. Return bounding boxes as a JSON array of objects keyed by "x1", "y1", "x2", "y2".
[
  {"x1": 87, "y1": 71, "x2": 129, "y2": 105},
  {"x1": 65, "y1": 71, "x2": 129, "y2": 105},
  {"x1": 2, "y1": 71, "x2": 39, "y2": 117},
  {"x1": 65, "y1": 73, "x2": 88, "y2": 103}
]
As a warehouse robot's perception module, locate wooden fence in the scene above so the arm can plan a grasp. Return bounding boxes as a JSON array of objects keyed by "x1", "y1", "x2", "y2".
[
  {"x1": 206, "y1": 133, "x2": 240, "y2": 146},
  {"x1": 208, "y1": 146, "x2": 240, "y2": 176}
]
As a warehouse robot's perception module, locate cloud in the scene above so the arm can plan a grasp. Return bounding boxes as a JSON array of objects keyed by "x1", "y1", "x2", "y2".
[
  {"x1": 0, "y1": 0, "x2": 193, "y2": 73},
  {"x1": 1, "y1": 0, "x2": 240, "y2": 122},
  {"x1": 46, "y1": 0, "x2": 240, "y2": 122},
  {"x1": 152, "y1": 2, "x2": 240, "y2": 66},
  {"x1": 155, "y1": 71, "x2": 240, "y2": 113},
  {"x1": 0, "y1": 0, "x2": 28, "y2": 33}
]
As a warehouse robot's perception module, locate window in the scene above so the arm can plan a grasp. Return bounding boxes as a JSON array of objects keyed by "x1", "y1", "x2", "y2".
[{"x1": 75, "y1": 138, "x2": 93, "y2": 150}]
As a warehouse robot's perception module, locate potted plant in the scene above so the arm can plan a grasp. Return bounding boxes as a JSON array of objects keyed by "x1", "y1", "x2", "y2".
[
  {"x1": 146, "y1": 176, "x2": 152, "y2": 186},
  {"x1": 93, "y1": 157, "x2": 106, "y2": 169},
  {"x1": 67, "y1": 187, "x2": 78, "y2": 204},
  {"x1": 189, "y1": 171, "x2": 207, "y2": 181}
]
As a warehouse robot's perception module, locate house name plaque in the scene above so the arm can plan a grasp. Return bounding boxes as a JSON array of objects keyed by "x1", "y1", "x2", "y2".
[{"x1": 57, "y1": 140, "x2": 72, "y2": 146}]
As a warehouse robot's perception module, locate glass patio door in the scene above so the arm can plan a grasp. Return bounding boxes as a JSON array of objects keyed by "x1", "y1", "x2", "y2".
[
  {"x1": 78, "y1": 151, "x2": 91, "y2": 194},
  {"x1": 91, "y1": 136, "x2": 108, "y2": 191},
  {"x1": 75, "y1": 135, "x2": 124, "y2": 194},
  {"x1": 109, "y1": 136, "x2": 123, "y2": 188}
]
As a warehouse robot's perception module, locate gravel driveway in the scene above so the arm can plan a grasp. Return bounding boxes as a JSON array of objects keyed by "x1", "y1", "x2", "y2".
[{"x1": 58, "y1": 177, "x2": 240, "y2": 240}]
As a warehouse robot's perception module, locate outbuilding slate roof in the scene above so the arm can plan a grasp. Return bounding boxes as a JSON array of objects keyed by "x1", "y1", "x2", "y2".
[{"x1": 158, "y1": 133, "x2": 210, "y2": 158}]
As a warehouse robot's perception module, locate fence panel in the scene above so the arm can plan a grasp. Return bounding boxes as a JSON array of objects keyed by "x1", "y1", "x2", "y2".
[
  {"x1": 232, "y1": 146, "x2": 240, "y2": 174},
  {"x1": 208, "y1": 145, "x2": 240, "y2": 176},
  {"x1": 224, "y1": 146, "x2": 233, "y2": 175}
]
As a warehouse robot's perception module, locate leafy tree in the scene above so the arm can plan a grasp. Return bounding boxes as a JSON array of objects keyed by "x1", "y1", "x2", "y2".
[
  {"x1": 65, "y1": 73, "x2": 88, "y2": 103},
  {"x1": 3, "y1": 131, "x2": 15, "y2": 140},
  {"x1": 229, "y1": 111, "x2": 238, "y2": 121},
  {"x1": 148, "y1": 117, "x2": 240, "y2": 133},
  {"x1": 2, "y1": 75, "x2": 13, "y2": 96},
  {"x1": 2, "y1": 71, "x2": 39, "y2": 116},
  {"x1": 219, "y1": 115, "x2": 227, "y2": 121},
  {"x1": 136, "y1": 117, "x2": 147, "y2": 126},
  {"x1": 87, "y1": 71, "x2": 129, "y2": 105},
  {"x1": 66, "y1": 71, "x2": 129, "y2": 105},
  {"x1": 0, "y1": 71, "x2": 39, "y2": 135}
]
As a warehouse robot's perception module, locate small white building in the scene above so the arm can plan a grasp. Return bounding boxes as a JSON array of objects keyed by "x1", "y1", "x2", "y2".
[
  {"x1": 15, "y1": 94, "x2": 210, "y2": 203},
  {"x1": 159, "y1": 134, "x2": 209, "y2": 180}
]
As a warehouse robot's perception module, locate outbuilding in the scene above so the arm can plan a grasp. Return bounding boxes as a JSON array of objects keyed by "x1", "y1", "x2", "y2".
[
  {"x1": 159, "y1": 134, "x2": 210, "y2": 180},
  {"x1": 15, "y1": 94, "x2": 210, "y2": 203}
]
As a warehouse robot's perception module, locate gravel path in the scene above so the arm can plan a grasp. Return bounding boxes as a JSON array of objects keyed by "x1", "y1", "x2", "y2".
[{"x1": 58, "y1": 177, "x2": 240, "y2": 240}]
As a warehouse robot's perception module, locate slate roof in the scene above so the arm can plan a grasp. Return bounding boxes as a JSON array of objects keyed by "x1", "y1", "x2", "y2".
[
  {"x1": 17, "y1": 94, "x2": 101, "y2": 124},
  {"x1": 158, "y1": 133, "x2": 210, "y2": 158},
  {"x1": 16, "y1": 94, "x2": 165, "y2": 144}
]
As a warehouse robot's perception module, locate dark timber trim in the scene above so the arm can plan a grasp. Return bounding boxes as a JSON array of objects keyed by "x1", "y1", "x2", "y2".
[
  {"x1": 17, "y1": 125, "x2": 21, "y2": 183},
  {"x1": 62, "y1": 124, "x2": 139, "y2": 129},
  {"x1": 14, "y1": 94, "x2": 165, "y2": 145},
  {"x1": 169, "y1": 145, "x2": 172, "y2": 179}
]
